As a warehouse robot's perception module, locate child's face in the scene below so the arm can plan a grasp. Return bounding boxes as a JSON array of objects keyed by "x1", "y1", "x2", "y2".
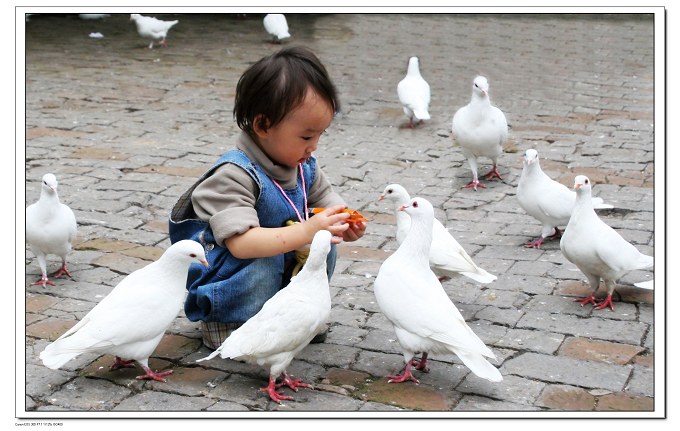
[{"x1": 254, "y1": 88, "x2": 333, "y2": 168}]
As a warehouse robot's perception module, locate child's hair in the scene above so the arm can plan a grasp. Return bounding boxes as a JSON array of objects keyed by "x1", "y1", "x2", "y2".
[{"x1": 234, "y1": 46, "x2": 340, "y2": 135}]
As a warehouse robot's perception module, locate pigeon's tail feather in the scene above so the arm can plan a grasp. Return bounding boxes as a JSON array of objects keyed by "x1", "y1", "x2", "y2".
[
  {"x1": 195, "y1": 346, "x2": 222, "y2": 363},
  {"x1": 460, "y1": 269, "x2": 497, "y2": 284},
  {"x1": 591, "y1": 197, "x2": 614, "y2": 209},
  {"x1": 634, "y1": 279, "x2": 654, "y2": 290},
  {"x1": 196, "y1": 339, "x2": 244, "y2": 363},
  {"x1": 39, "y1": 342, "x2": 82, "y2": 370},
  {"x1": 455, "y1": 350, "x2": 503, "y2": 382},
  {"x1": 635, "y1": 253, "x2": 654, "y2": 270},
  {"x1": 215, "y1": 342, "x2": 245, "y2": 360},
  {"x1": 413, "y1": 108, "x2": 430, "y2": 120}
]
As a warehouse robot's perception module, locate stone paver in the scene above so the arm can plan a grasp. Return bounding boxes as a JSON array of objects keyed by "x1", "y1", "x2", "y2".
[{"x1": 21, "y1": 12, "x2": 658, "y2": 418}]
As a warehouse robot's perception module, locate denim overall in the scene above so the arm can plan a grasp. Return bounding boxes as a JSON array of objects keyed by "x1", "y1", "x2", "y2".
[{"x1": 168, "y1": 150, "x2": 337, "y2": 325}]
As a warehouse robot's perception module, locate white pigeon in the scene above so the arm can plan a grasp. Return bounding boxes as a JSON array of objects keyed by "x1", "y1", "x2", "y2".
[
  {"x1": 560, "y1": 175, "x2": 653, "y2": 311},
  {"x1": 518, "y1": 149, "x2": 614, "y2": 248},
  {"x1": 373, "y1": 197, "x2": 503, "y2": 384},
  {"x1": 130, "y1": 13, "x2": 179, "y2": 49},
  {"x1": 78, "y1": 14, "x2": 110, "y2": 20},
  {"x1": 263, "y1": 14, "x2": 290, "y2": 43},
  {"x1": 379, "y1": 184, "x2": 496, "y2": 284},
  {"x1": 452, "y1": 75, "x2": 508, "y2": 190},
  {"x1": 197, "y1": 230, "x2": 333, "y2": 403},
  {"x1": 26, "y1": 173, "x2": 78, "y2": 288},
  {"x1": 397, "y1": 56, "x2": 431, "y2": 128},
  {"x1": 39, "y1": 240, "x2": 208, "y2": 382}
]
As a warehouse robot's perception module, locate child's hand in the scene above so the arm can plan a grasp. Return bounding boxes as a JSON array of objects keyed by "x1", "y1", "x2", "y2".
[
  {"x1": 341, "y1": 220, "x2": 366, "y2": 242},
  {"x1": 304, "y1": 205, "x2": 350, "y2": 244}
]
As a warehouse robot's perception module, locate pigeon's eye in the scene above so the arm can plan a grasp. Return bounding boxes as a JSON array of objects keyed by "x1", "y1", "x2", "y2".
[
  {"x1": 474, "y1": 83, "x2": 479, "y2": 88},
  {"x1": 388, "y1": 189, "x2": 393, "y2": 194},
  {"x1": 585, "y1": 179, "x2": 589, "y2": 184},
  {"x1": 190, "y1": 253, "x2": 197, "y2": 258},
  {"x1": 412, "y1": 201, "x2": 419, "y2": 208}
]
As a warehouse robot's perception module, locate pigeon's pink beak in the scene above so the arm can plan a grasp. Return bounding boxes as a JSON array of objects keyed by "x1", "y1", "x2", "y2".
[
  {"x1": 398, "y1": 204, "x2": 409, "y2": 212},
  {"x1": 574, "y1": 184, "x2": 581, "y2": 190},
  {"x1": 200, "y1": 259, "x2": 209, "y2": 267},
  {"x1": 378, "y1": 195, "x2": 384, "y2": 202}
]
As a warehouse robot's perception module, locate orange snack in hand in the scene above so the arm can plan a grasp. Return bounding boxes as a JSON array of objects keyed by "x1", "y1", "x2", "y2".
[{"x1": 311, "y1": 207, "x2": 368, "y2": 224}]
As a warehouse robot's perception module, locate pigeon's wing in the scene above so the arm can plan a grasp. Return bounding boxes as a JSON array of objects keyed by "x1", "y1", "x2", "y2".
[
  {"x1": 54, "y1": 315, "x2": 92, "y2": 341},
  {"x1": 58, "y1": 263, "x2": 175, "y2": 346},
  {"x1": 62, "y1": 204, "x2": 77, "y2": 242},
  {"x1": 491, "y1": 106, "x2": 508, "y2": 144},
  {"x1": 430, "y1": 219, "x2": 497, "y2": 283},
  {"x1": 429, "y1": 220, "x2": 480, "y2": 274},
  {"x1": 397, "y1": 80, "x2": 414, "y2": 107},
  {"x1": 591, "y1": 196, "x2": 614, "y2": 209},
  {"x1": 25, "y1": 204, "x2": 39, "y2": 243},
  {"x1": 534, "y1": 180, "x2": 576, "y2": 221},
  {"x1": 143, "y1": 16, "x2": 177, "y2": 34},
  {"x1": 592, "y1": 222, "x2": 653, "y2": 273},
  {"x1": 219, "y1": 283, "x2": 328, "y2": 360},
  {"x1": 451, "y1": 106, "x2": 473, "y2": 148}
]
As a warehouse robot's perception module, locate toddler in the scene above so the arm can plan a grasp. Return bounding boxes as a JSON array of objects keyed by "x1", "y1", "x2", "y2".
[{"x1": 169, "y1": 46, "x2": 365, "y2": 349}]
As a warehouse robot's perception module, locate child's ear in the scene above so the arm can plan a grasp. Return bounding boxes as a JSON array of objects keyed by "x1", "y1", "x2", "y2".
[{"x1": 253, "y1": 115, "x2": 270, "y2": 138}]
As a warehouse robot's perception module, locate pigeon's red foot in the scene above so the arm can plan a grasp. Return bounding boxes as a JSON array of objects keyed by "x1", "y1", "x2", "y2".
[
  {"x1": 51, "y1": 264, "x2": 72, "y2": 279},
  {"x1": 262, "y1": 376, "x2": 294, "y2": 403},
  {"x1": 574, "y1": 293, "x2": 598, "y2": 307},
  {"x1": 526, "y1": 228, "x2": 562, "y2": 248},
  {"x1": 594, "y1": 294, "x2": 615, "y2": 311},
  {"x1": 413, "y1": 352, "x2": 430, "y2": 373},
  {"x1": 463, "y1": 181, "x2": 486, "y2": 190},
  {"x1": 437, "y1": 276, "x2": 451, "y2": 283},
  {"x1": 110, "y1": 357, "x2": 136, "y2": 370},
  {"x1": 136, "y1": 366, "x2": 173, "y2": 382},
  {"x1": 31, "y1": 276, "x2": 55, "y2": 287},
  {"x1": 481, "y1": 165, "x2": 502, "y2": 181},
  {"x1": 277, "y1": 373, "x2": 312, "y2": 392},
  {"x1": 547, "y1": 227, "x2": 563, "y2": 240},
  {"x1": 386, "y1": 359, "x2": 420, "y2": 384},
  {"x1": 524, "y1": 237, "x2": 545, "y2": 248}
]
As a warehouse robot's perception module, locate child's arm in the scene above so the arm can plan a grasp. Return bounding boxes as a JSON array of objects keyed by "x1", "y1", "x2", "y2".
[{"x1": 225, "y1": 205, "x2": 350, "y2": 259}]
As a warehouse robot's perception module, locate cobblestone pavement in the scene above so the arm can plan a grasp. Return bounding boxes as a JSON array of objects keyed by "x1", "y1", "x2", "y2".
[{"x1": 21, "y1": 12, "x2": 660, "y2": 419}]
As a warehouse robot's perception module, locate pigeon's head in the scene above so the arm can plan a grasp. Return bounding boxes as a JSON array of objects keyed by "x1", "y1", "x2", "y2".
[
  {"x1": 573, "y1": 175, "x2": 592, "y2": 193},
  {"x1": 524, "y1": 149, "x2": 539, "y2": 166},
  {"x1": 310, "y1": 229, "x2": 332, "y2": 257},
  {"x1": 398, "y1": 197, "x2": 434, "y2": 220},
  {"x1": 407, "y1": 56, "x2": 421, "y2": 74},
  {"x1": 166, "y1": 240, "x2": 209, "y2": 268},
  {"x1": 41, "y1": 173, "x2": 58, "y2": 194},
  {"x1": 379, "y1": 183, "x2": 409, "y2": 204},
  {"x1": 473, "y1": 76, "x2": 489, "y2": 97}
]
